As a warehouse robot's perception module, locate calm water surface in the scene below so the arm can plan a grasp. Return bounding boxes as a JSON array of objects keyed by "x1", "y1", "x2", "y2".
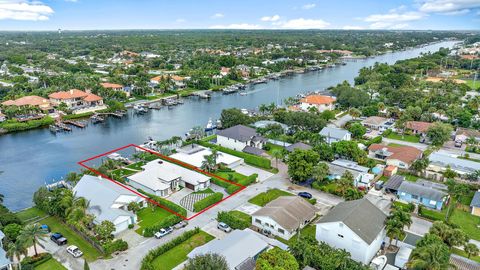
[{"x1": 0, "y1": 41, "x2": 458, "y2": 211}]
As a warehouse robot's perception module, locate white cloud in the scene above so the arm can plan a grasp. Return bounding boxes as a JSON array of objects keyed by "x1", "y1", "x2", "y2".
[
  {"x1": 280, "y1": 18, "x2": 330, "y2": 29},
  {"x1": 176, "y1": 18, "x2": 186, "y2": 23},
  {"x1": 261, "y1": 15, "x2": 280, "y2": 22},
  {"x1": 342, "y1": 25, "x2": 364, "y2": 30},
  {"x1": 440, "y1": 8, "x2": 471, "y2": 15},
  {"x1": 364, "y1": 11, "x2": 425, "y2": 22},
  {"x1": 302, "y1": 3, "x2": 316, "y2": 10},
  {"x1": 64, "y1": 0, "x2": 78, "y2": 2},
  {"x1": 418, "y1": 0, "x2": 480, "y2": 13},
  {"x1": 0, "y1": 0, "x2": 54, "y2": 21},
  {"x1": 209, "y1": 23, "x2": 261, "y2": 29},
  {"x1": 211, "y1": 13, "x2": 224, "y2": 19}
]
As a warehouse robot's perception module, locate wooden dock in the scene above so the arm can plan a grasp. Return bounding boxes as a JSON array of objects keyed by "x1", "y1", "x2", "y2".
[{"x1": 63, "y1": 120, "x2": 87, "y2": 128}]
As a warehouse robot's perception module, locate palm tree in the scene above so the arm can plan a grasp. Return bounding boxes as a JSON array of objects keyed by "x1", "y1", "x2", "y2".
[
  {"x1": 386, "y1": 218, "x2": 403, "y2": 246},
  {"x1": 312, "y1": 163, "x2": 329, "y2": 183},
  {"x1": 259, "y1": 104, "x2": 268, "y2": 116},
  {"x1": 464, "y1": 243, "x2": 479, "y2": 259},
  {"x1": 18, "y1": 223, "x2": 48, "y2": 257},
  {"x1": 270, "y1": 149, "x2": 284, "y2": 168},
  {"x1": 348, "y1": 108, "x2": 361, "y2": 120},
  {"x1": 7, "y1": 240, "x2": 28, "y2": 270},
  {"x1": 407, "y1": 244, "x2": 451, "y2": 270}
]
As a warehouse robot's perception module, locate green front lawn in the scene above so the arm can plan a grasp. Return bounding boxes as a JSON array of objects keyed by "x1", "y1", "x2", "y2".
[
  {"x1": 276, "y1": 225, "x2": 316, "y2": 246},
  {"x1": 135, "y1": 206, "x2": 174, "y2": 235},
  {"x1": 110, "y1": 168, "x2": 138, "y2": 179},
  {"x1": 450, "y1": 209, "x2": 480, "y2": 241},
  {"x1": 16, "y1": 207, "x2": 49, "y2": 223},
  {"x1": 215, "y1": 171, "x2": 248, "y2": 183},
  {"x1": 386, "y1": 133, "x2": 420, "y2": 143},
  {"x1": 41, "y1": 216, "x2": 102, "y2": 262},
  {"x1": 398, "y1": 172, "x2": 419, "y2": 182},
  {"x1": 35, "y1": 258, "x2": 67, "y2": 270},
  {"x1": 151, "y1": 230, "x2": 214, "y2": 270},
  {"x1": 248, "y1": 188, "x2": 294, "y2": 206}
]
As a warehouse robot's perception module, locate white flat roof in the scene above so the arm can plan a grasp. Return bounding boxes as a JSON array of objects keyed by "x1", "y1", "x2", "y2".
[
  {"x1": 128, "y1": 160, "x2": 210, "y2": 191},
  {"x1": 170, "y1": 146, "x2": 243, "y2": 168}
]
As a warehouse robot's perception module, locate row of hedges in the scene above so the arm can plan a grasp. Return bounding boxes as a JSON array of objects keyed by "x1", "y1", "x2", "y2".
[
  {"x1": 143, "y1": 215, "x2": 182, "y2": 238},
  {"x1": 0, "y1": 116, "x2": 54, "y2": 132},
  {"x1": 141, "y1": 228, "x2": 200, "y2": 270},
  {"x1": 226, "y1": 173, "x2": 258, "y2": 194},
  {"x1": 62, "y1": 112, "x2": 93, "y2": 120},
  {"x1": 137, "y1": 189, "x2": 187, "y2": 217},
  {"x1": 393, "y1": 201, "x2": 415, "y2": 212},
  {"x1": 21, "y1": 253, "x2": 52, "y2": 267},
  {"x1": 193, "y1": 192, "x2": 224, "y2": 212},
  {"x1": 418, "y1": 205, "x2": 446, "y2": 221},
  {"x1": 103, "y1": 239, "x2": 128, "y2": 255},
  {"x1": 217, "y1": 211, "x2": 251, "y2": 230},
  {"x1": 197, "y1": 140, "x2": 271, "y2": 169}
]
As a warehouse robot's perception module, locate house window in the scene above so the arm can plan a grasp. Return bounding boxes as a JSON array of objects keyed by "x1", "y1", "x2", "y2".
[
  {"x1": 338, "y1": 234, "x2": 344, "y2": 238},
  {"x1": 255, "y1": 219, "x2": 262, "y2": 224},
  {"x1": 412, "y1": 195, "x2": 419, "y2": 200},
  {"x1": 429, "y1": 200, "x2": 437, "y2": 205},
  {"x1": 278, "y1": 228, "x2": 285, "y2": 234}
]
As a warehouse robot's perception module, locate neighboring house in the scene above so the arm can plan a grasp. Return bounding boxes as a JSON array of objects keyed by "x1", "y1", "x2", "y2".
[
  {"x1": 384, "y1": 175, "x2": 405, "y2": 193},
  {"x1": 0, "y1": 230, "x2": 12, "y2": 270},
  {"x1": 100, "y1": 82, "x2": 130, "y2": 97},
  {"x1": 127, "y1": 159, "x2": 211, "y2": 197},
  {"x1": 383, "y1": 165, "x2": 398, "y2": 177},
  {"x1": 150, "y1": 75, "x2": 186, "y2": 88},
  {"x1": 169, "y1": 144, "x2": 244, "y2": 169},
  {"x1": 285, "y1": 142, "x2": 312, "y2": 152},
  {"x1": 49, "y1": 89, "x2": 105, "y2": 114},
  {"x1": 328, "y1": 159, "x2": 374, "y2": 188},
  {"x1": 455, "y1": 128, "x2": 480, "y2": 143},
  {"x1": 319, "y1": 126, "x2": 352, "y2": 144},
  {"x1": 368, "y1": 144, "x2": 423, "y2": 169},
  {"x1": 1, "y1": 95, "x2": 53, "y2": 113},
  {"x1": 361, "y1": 116, "x2": 390, "y2": 131},
  {"x1": 397, "y1": 181, "x2": 447, "y2": 210},
  {"x1": 405, "y1": 121, "x2": 432, "y2": 136},
  {"x1": 315, "y1": 198, "x2": 387, "y2": 265},
  {"x1": 216, "y1": 125, "x2": 267, "y2": 153},
  {"x1": 220, "y1": 67, "x2": 231, "y2": 76},
  {"x1": 252, "y1": 196, "x2": 316, "y2": 240},
  {"x1": 187, "y1": 229, "x2": 269, "y2": 270},
  {"x1": 470, "y1": 191, "x2": 480, "y2": 217},
  {"x1": 299, "y1": 95, "x2": 336, "y2": 112},
  {"x1": 73, "y1": 175, "x2": 145, "y2": 234},
  {"x1": 427, "y1": 152, "x2": 480, "y2": 178}
]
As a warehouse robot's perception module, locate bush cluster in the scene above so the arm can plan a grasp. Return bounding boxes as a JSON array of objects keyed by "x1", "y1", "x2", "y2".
[
  {"x1": 142, "y1": 214, "x2": 182, "y2": 237},
  {"x1": 217, "y1": 211, "x2": 251, "y2": 230},
  {"x1": 1, "y1": 117, "x2": 54, "y2": 132},
  {"x1": 21, "y1": 253, "x2": 52, "y2": 267},
  {"x1": 193, "y1": 192, "x2": 223, "y2": 212},
  {"x1": 103, "y1": 239, "x2": 128, "y2": 255}
]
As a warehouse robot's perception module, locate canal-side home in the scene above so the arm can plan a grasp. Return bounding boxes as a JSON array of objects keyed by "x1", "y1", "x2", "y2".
[
  {"x1": 100, "y1": 82, "x2": 130, "y2": 97},
  {"x1": 169, "y1": 144, "x2": 244, "y2": 169},
  {"x1": 397, "y1": 181, "x2": 447, "y2": 210},
  {"x1": 319, "y1": 126, "x2": 352, "y2": 144},
  {"x1": 216, "y1": 125, "x2": 267, "y2": 154},
  {"x1": 48, "y1": 89, "x2": 106, "y2": 114},
  {"x1": 73, "y1": 175, "x2": 146, "y2": 234},
  {"x1": 127, "y1": 159, "x2": 211, "y2": 197},
  {"x1": 299, "y1": 94, "x2": 336, "y2": 112},
  {"x1": 315, "y1": 198, "x2": 387, "y2": 265},
  {"x1": 1, "y1": 95, "x2": 53, "y2": 113}
]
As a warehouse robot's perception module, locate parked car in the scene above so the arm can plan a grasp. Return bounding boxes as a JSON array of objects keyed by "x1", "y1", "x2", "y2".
[
  {"x1": 40, "y1": 224, "x2": 50, "y2": 233},
  {"x1": 154, "y1": 226, "x2": 173, "y2": 239},
  {"x1": 260, "y1": 229, "x2": 272, "y2": 237},
  {"x1": 454, "y1": 140, "x2": 462, "y2": 148},
  {"x1": 50, "y1": 233, "x2": 67, "y2": 246},
  {"x1": 298, "y1": 192, "x2": 313, "y2": 199},
  {"x1": 66, "y1": 245, "x2": 83, "y2": 258},
  {"x1": 375, "y1": 181, "x2": 384, "y2": 190},
  {"x1": 174, "y1": 221, "x2": 188, "y2": 229},
  {"x1": 217, "y1": 222, "x2": 232, "y2": 233}
]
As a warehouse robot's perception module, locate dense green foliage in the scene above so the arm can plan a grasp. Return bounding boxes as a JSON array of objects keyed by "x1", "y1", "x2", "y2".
[
  {"x1": 256, "y1": 247, "x2": 299, "y2": 270},
  {"x1": 193, "y1": 192, "x2": 223, "y2": 212},
  {"x1": 0, "y1": 116, "x2": 54, "y2": 132},
  {"x1": 217, "y1": 211, "x2": 252, "y2": 230}
]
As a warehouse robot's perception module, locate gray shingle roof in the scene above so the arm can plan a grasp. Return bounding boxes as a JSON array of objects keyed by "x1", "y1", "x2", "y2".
[
  {"x1": 217, "y1": 125, "x2": 265, "y2": 143},
  {"x1": 384, "y1": 175, "x2": 405, "y2": 191},
  {"x1": 397, "y1": 181, "x2": 447, "y2": 201},
  {"x1": 242, "y1": 146, "x2": 266, "y2": 156},
  {"x1": 429, "y1": 152, "x2": 480, "y2": 174},
  {"x1": 471, "y1": 191, "x2": 480, "y2": 208},
  {"x1": 285, "y1": 142, "x2": 312, "y2": 152},
  {"x1": 319, "y1": 126, "x2": 351, "y2": 140},
  {"x1": 317, "y1": 198, "x2": 387, "y2": 244}
]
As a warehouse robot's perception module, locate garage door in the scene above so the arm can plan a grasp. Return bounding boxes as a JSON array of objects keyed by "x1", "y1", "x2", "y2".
[
  {"x1": 115, "y1": 220, "x2": 129, "y2": 234},
  {"x1": 185, "y1": 182, "x2": 195, "y2": 190}
]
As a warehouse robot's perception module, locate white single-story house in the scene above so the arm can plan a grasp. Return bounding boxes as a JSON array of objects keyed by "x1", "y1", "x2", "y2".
[
  {"x1": 252, "y1": 196, "x2": 317, "y2": 240},
  {"x1": 329, "y1": 159, "x2": 374, "y2": 188},
  {"x1": 127, "y1": 159, "x2": 211, "y2": 197},
  {"x1": 316, "y1": 198, "x2": 387, "y2": 265},
  {"x1": 73, "y1": 175, "x2": 146, "y2": 234},
  {"x1": 427, "y1": 152, "x2": 480, "y2": 178},
  {"x1": 216, "y1": 125, "x2": 267, "y2": 154},
  {"x1": 187, "y1": 229, "x2": 269, "y2": 270},
  {"x1": 361, "y1": 116, "x2": 391, "y2": 131},
  {"x1": 320, "y1": 126, "x2": 352, "y2": 144},
  {"x1": 455, "y1": 128, "x2": 480, "y2": 143},
  {"x1": 169, "y1": 144, "x2": 244, "y2": 169}
]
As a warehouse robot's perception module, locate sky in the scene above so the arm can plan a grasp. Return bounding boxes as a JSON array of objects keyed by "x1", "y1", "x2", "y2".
[{"x1": 0, "y1": 0, "x2": 479, "y2": 31}]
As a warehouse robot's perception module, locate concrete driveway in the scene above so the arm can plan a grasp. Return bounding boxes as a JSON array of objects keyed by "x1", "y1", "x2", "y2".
[
  {"x1": 39, "y1": 236, "x2": 84, "y2": 270},
  {"x1": 234, "y1": 164, "x2": 273, "y2": 182},
  {"x1": 202, "y1": 220, "x2": 228, "y2": 239},
  {"x1": 406, "y1": 216, "x2": 432, "y2": 236}
]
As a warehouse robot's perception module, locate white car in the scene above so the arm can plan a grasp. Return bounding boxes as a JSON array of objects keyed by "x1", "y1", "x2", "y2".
[
  {"x1": 66, "y1": 245, "x2": 83, "y2": 258},
  {"x1": 154, "y1": 226, "x2": 173, "y2": 239}
]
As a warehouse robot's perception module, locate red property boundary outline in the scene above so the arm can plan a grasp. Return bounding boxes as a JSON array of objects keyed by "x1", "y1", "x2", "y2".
[{"x1": 78, "y1": 144, "x2": 246, "y2": 221}]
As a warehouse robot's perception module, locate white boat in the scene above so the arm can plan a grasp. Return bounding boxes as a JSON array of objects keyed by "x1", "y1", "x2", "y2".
[
  {"x1": 204, "y1": 118, "x2": 217, "y2": 132},
  {"x1": 239, "y1": 92, "x2": 247, "y2": 96},
  {"x1": 370, "y1": 255, "x2": 387, "y2": 270}
]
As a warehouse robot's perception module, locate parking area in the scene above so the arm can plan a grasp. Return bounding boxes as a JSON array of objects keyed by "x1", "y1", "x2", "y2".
[
  {"x1": 201, "y1": 220, "x2": 228, "y2": 239},
  {"x1": 39, "y1": 236, "x2": 84, "y2": 270},
  {"x1": 236, "y1": 202, "x2": 262, "y2": 215},
  {"x1": 233, "y1": 164, "x2": 274, "y2": 182}
]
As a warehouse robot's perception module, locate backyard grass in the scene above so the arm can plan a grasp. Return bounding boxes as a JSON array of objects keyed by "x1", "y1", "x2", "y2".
[
  {"x1": 135, "y1": 206, "x2": 174, "y2": 235},
  {"x1": 450, "y1": 209, "x2": 480, "y2": 241},
  {"x1": 452, "y1": 248, "x2": 480, "y2": 263},
  {"x1": 151, "y1": 230, "x2": 214, "y2": 270},
  {"x1": 465, "y1": 79, "x2": 479, "y2": 90},
  {"x1": 41, "y1": 216, "x2": 102, "y2": 262},
  {"x1": 229, "y1": 210, "x2": 252, "y2": 223},
  {"x1": 110, "y1": 168, "x2": 138, "y2": 178},
  {"x1": 386, "y1": 132, "x2": 420, "y2": 143},
  {"x1": 248, "y1": 188, "x2": 294, "y2": 206},
  {"x1": 265, "y1": 143, "x2": 286, "y2": 156},
  {"x1": 34, "y1": 258, "x2": 67, "y2": 270},
  {"x1": 215, "y1": 171, "x2": 248, "y2": 183},
  {"x1": 398, "y1": 172, "x2": 419, "y2": 182},
  {"x1": 126, "y1": 161, "x2": 147, "y2": 170},
  {"x1": 16, "y1": 207, "x2": 49, "y2": 223},
  {"x1": 275, "y1": 225, "x2": 316, "y2": 246}
]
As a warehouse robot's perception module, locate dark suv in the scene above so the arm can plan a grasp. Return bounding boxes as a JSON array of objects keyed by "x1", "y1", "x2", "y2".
[{"x1": 50, "y1": 233, "x2": 68, "y2": 246}]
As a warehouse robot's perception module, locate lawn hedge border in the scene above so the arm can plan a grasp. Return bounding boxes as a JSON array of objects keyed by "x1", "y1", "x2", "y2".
[
  {"x1": 217, "y1": 211, "x2": 251, "y2": 230},
  {"x1": 193, "y1": 192, "x2": 223, "y2": 212}
]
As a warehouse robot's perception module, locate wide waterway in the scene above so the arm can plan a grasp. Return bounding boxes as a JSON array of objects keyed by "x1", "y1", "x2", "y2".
[{"x1": 0, "y1": 41, "x2": 459, "y2": 211}]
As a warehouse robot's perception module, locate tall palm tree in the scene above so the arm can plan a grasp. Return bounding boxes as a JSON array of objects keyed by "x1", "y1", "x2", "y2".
[
  {"x1": 407, "y1": 244, "x2": 451, "y2": 270},
  {"x1": 386, "y1": 219, "x2": 403, "y2": 246},
  {"x1": 270, "y1": 149, "x2": 284, "y2": 168},
  {"x1": 7, "y1": 240, "x2": 28, "y2": 270},
  {"x1": 18, "y1": 224, "x2": 48, "y2": 257}
]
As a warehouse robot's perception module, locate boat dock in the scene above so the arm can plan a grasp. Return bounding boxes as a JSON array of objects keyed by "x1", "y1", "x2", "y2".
[{"x1": 63, "y1": 120, "x2": 87, "y2": 128}]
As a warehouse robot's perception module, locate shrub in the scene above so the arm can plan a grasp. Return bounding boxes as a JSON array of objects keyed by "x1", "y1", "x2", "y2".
[
  {"x1": 62, "y1": 112, "x2": 93, "y2": 120},
  {"x1": 137, "y1": 189, "x2": 187, "y2": 217},
  {"x1": 193, "y1": 192, "x2": 223, "y2": 212},
  {"x1": 21, "y1": 253, "x2": 52, "y2": 267},
  {"x1": 365, "y1": 136, "x2": 382, "y2": 146},
  {"x1": 217, "y1": 211, "x2": 251, "y2": 229},
  {"x1": 141, "y1": 228, "x2": 200, "y2": 270},
  {"x1": 143, "y1": 215, "x2": 182, "y2": 237},
  {"x1": 1, "y1": 117, "x2": 54, "y2": 132},
  {"x1": 103, "y1": 239, "x2": 128, "y2": 255},
  {"x1": 393, "y1": 201, "x2": 415, "y2": 212},
  {"x1": 128, "y1": 224, "x2": 134, "y2": 229}
]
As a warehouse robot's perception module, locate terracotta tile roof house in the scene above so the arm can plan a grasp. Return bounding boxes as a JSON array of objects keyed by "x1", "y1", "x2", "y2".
[
  {"x1": 405, "y1": 121, "x2": 433, "y2": 135},
  {"x1": 299, "y1": 95, "x2": 336, "y2": 112},
  {"x1": 100, "y1": 82, "x2": 123, "y2": 89},
  {"x1": 368, "y1": 144, "x2": 423, "y2": 169},
  {"x1": 1, "y1": 95, "x2": 51, "y2": 110},
  {"x1": 49, "y1": 89, "x2": 105, "y2": 113},
  {"x1": 150, "y1": 75, "x2": 186, "y2": 88}
]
